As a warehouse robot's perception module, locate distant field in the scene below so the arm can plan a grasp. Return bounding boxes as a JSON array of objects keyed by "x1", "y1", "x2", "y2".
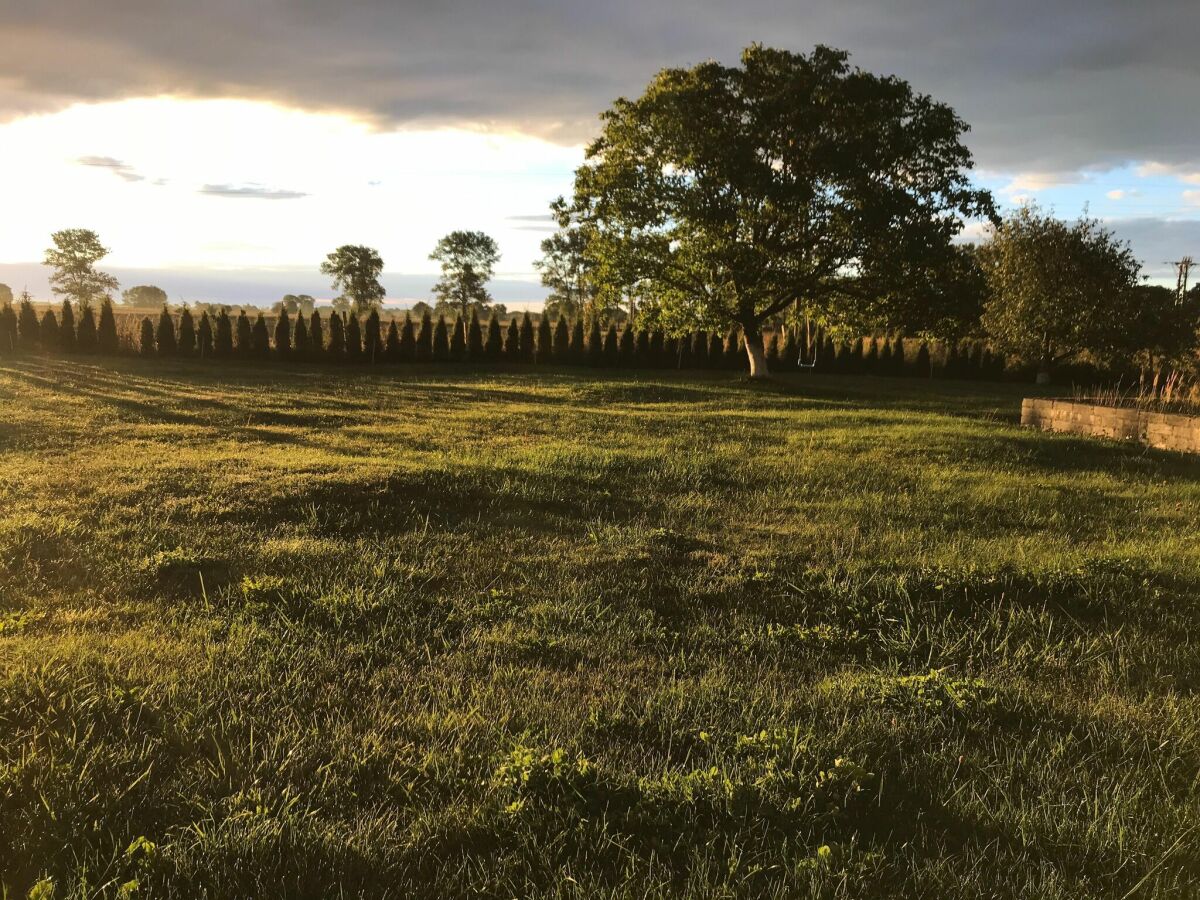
[{"x1": 1, "y1": 357, "x2": 1198, "y2": 898}]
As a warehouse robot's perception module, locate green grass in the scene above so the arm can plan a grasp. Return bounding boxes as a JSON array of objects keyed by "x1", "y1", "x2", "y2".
[{"x1": 2, "y1": 356, "x2": 1198, "y2": 899}]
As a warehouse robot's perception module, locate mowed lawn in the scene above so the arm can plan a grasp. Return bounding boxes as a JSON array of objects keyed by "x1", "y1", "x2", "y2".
[{"x1": 1, "y1": 356, "x2": 1199, "y2": 899}]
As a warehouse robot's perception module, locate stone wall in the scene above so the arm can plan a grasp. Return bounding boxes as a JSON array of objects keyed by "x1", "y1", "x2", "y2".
[{"x1": 1021, "y1": 398, "x2": 1200, "y2": 454}]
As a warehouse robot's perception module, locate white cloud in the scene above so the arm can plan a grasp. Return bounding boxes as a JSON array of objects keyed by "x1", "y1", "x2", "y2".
[
  {"x1": 1136, "y1": 162, "x2": 1200, "y2": 184},
  {"x1": 1182, "y1": 189, "x2": 1200, "y2": 206}
]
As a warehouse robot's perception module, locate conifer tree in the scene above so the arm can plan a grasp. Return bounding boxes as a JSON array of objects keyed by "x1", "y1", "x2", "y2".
[
  {"x1": 309, "y1": 311, "x2": 325, "y2": 358},
  {"x1": 707, "y1": 331, "x2": 723, "y2": 366},
  {"x1": 0, "y1": 301, "x2": 15, "y2": 354},
  {"x1": 385, "y1": 319, "x2": 401, "y2": 362},
  {"x1": 345, "y1": 313, "x2": 363, "y2": 362},
  {"x1": 59, "y1": 300, "x2": 76, "y2": 353},
  {"x1": 722, "y1": 326, "x2": 740, "y2": 369},
  {"x1": 776, "y1": 327, "x2": 793, "y2": 371},
  {"x1": 40, "y1": 309, "x2": 59, "y2": 349},
  {"x1": 835, "y1": 340, "x2": 852, "y2": 373},
  {"x1": 587, "y1": 319, "x2": 603, "y2": 366},
  {"x1": 98, "y1": 298, "x2": 119, "y2": 354},
  {"x1": 942, "y1": 341, "x2": 959, "y2": 378},
  {"x1": 765, "y1": 330, "x2": 780, "y2": 368},
  {"x1": 399, "y1": 313, "x2": 416, "y2": 361},
  {"x1": 915, "y1": 340, "x2": 931, "y2": 377},
  {"x1": 536, "y1": 314, "x2": 553, "y2": 364},
  {"x1": 603, "y1": 322, "x2": 619, "y2": 366},
  {"x1": 197, "y1": 311, "x2": 214, "y2": 359},
  {"x1": 415, "y1": 310, "x2": 433, "y2": 362},
  {"x1": 433, "y1": 314, "x2": 451, "y2": 361},
  {"x1": 75, "y1": 302, "x2": 97, "y2": 353},
  {"x1": 18, "y1": 296, "x2": 40, "y2": 350},
  {"x1": 864, "y1": 337, "x2": 879, "y2": 373},
  {"x1": 968, "y1": 342, "x2": 984, "y2": 379},
  {"x1": 327, "y1": 311, "x2": 346, "y2": 360},
  {"x1": 850, "y1": 337, "x2": 865, "y2": 373},
  {"x1": 635, "y1": 328, "x2": 651, "y2": 365},
  {"x1": 619, "y1": 324, "x2": 636, "y2": 365},
  {"x1": 139, "y1": 316, "x2": 155, "y2": 356},
  {"x1": 519, "y1": 311, "x2": 535, "y2": 362},
  {"x1": 691, "y1": 330, "x2": 709, "y2": 369},
  {"x1": 235, "y1": 311, "x2": 253, "y2": 356},
  {"x1": 467, "y1": 309, "x2": 484, "y2": 359},
  {"x1": 252, "y1": 313, "x2": 270, "y2": 358},
  {"x1": 215, "y1": 310, "x2": 234, "y2": 358},
  {"x1": 664, "y1": 335, "x2": 679, "y2": 368},
  {"x1": 677, "y1": 332, "x2": 693, "y2": 368},
  {"x1": 878, "y1": 336, "x2": 893, "y2": 373},
  {"x1": 504, "y1": 316, "x2": 521, "y2": 361},
  {"x1": 156, "y1": 305, "x2": 177, "y2": 355},
  {"x1": 292, "y1": 312, "x2": 309, "y2": 359},
  {"x1": 274, "y1": 308, "x2": 292, "y2": 359},
  {"x1": 451, "y1": 315, "x2": 466, "y2": 360},
  {"x1": 569, "y1": 319, "x2": 586, "y2": 364},
  {"x1": 989, "y1": 348, "x2": 1006, "y2": 380},
  {"x1": 172, "y1": 307, "x2": 193, "y2": 356},
  {"x1": 552, "y1": 316, "x2": 570, "y2": 364},
  {"x1": 364, "y1": 308, "x2": 383, "y2": 363},
  {"x1": 651, "y1": 329, "x2": 666, "y2": 368},
  {"x1": 816, "y1": 332, "x2": 837, "y2": 373},
  {"x1": 891, "y1": 336, "x2": 906, "y2": 375}
]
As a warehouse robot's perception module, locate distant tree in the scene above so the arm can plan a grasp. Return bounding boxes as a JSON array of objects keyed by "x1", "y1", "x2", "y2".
[
  {"x1": 484, "y1": 312, "x2": 503, "y2": 360},
  {"x1": 76, "y1": 302, "x2": 98, "y2": 353},
  {"x1": 331, "y1": 296, "x2": 351, "y2": 316},
  {"x1": 40, "y1": 309, "x2": 58, "y2": 349},
  {"x1": 345, "y1": 314, "x2": 363, "y2": 361},
  {"x1": 451, "y1": 315, "x2": 466, "y2": 360},
  {"x1": 915, "y1": 340, "x2": 931, "y2": 377},
  {"x1": 58, "y1": 300, "x2": 76, "y2": 353},
  {"x1": 1121, "y1": 284, "x2": 1200, "y2": 378},
  {"x1": 252, "y1": 313, "x2": 270, "y2": 358},
  {"x1": 430, "y1": 230, "x2": 500, "y2": 321},
  {"x1": 399, "y1": 313, "x2": 416, "y2": 361},
  {"x1": 504, "y1": 317, "x2": 521, "y2": 361},
  {"x1": 552, "y1": 316, "x2": 570, "y2": 364},
  {"x1": 18, "y1": 295, "x2": 39, "y2": 349},
  {"x1": 235, "y1": 311, "x2": 253, "y2": 356},
  {"x1": 178, "y1": 307, "x2": 196, "y2": 356},
  {"x1": 320, "y1": 245, "x2": 386, "y2": 314},
  {"x1": 433, "y1": 314, "x2": 451, "y2": 361},
  {"x1": 603, "y1": 323, "x2": 619, "y2": 366},
  {"x1": 364, "y1": 308, "x2": 383, "y2": 363},
  {"x1": 536, "y1": 314, "x2": 553, "y2": 364},
  {"x1": 139, "y1": 316, "x2": 155, "y2": 356},
  {"x1": 327, "y1": 311, "x2": 346, "y2": 359},
  {"x1": 569, "y1": 319, "x2": 586, "y2": 364},
  {"x1": 619, "y1": 324, "x2": 636, "y2": 365},
  {"x1": 385, "y1": 319, "x2": 401, "y2": 362},
  {"x1": 892, "y1": 336, "x2": 906, "y2": 374},
  {"x1": 587, "y1": 319, "x2": 603, "y2": 367},
  {"x1": 0, "y1": 300, "x2": 15, "y2": 354},
  {"x1": 535, "y1": 197, "x2": 596, "y2": 323},
  {"x1": 878, "y1": 336, "x2": 892, "y2": 373},
  {"x1": 467, "y1": 309, "x2": 484, "y2": 359},
  {"x1": 274, "y1": 294, "x2": 315, "y2": 316},
  {"x1": 215, "y1": 310, "x2": 234, "y2": 357},
  {"x1": 980, "y1": 206, "x2": 1148, "y2": 383},
  {"x1": 415, "y1": 310, "x2": 433, "y2": 362},
  {"x1": 309, "y1": 311, "x2": 325, "y2": 357},
  {"x1": 122, "y1": 285, "x2": 167, "y2": 307},
  {"x1": 97, "y1": 298, "x2": 118, "y2": 354},
  {"x1": 274, "y1": 308, "x2": 292, "y2": 359},
  {"x1": 197, "y1": 311, "x2": 214, "y2": 359},
  {"x1": 0, "y1": 284, "x2": 11, "y2": 306},
  {"x1": 519, "y1": 312, "x2": 535, "y2": 362},
  {"x1": 635, "y1": 328, "x2": 651, "y2": 365},
  {"x1": 45, "y1": 229, "x2": 120, "y2": 307},
  {"x1": 155, "y1": 306, "x2": 176, "y2": 355},
  {"x1": 292, "y1": 312, "x2": 309, "y2": 359},
  {"x1": 410, "y1": 301, "x2": 434, "y2": 320}
]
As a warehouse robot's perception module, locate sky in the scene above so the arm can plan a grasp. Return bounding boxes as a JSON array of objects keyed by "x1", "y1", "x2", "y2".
[{"x1": 1, "y1": 0, "x2": 1199, "y2": 305}]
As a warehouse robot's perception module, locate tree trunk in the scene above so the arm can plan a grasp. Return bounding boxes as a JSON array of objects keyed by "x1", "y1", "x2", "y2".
[{"x1": 744, "y1": 327, "x2": 769, "y2": 378}]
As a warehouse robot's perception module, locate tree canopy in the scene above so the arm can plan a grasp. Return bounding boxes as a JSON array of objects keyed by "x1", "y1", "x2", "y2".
[
  {"x1": 430, "y1": 231, "x2": 500, "y2": 321},
  {"x1": 320, "y1": 246, "x2": 385, "y2": 314},
  {"x1": 122, "y1": 285, "x2": 168, "y2": 307},
  {"x1": 44, "y1": 229, "x2": 120, "y2": 306},
  {"x1": 566, "y1": 44, "x2": 993, "y2": 375}
]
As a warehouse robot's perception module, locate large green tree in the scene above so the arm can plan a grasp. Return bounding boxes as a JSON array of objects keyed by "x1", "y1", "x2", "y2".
[
  {"x1": 44, "y1": 229, "x2": 120, "y2": 306},
  {"x1": 430, "y1": 231, "x2": 500, "y2": 321},
  {"x1": 122, "y1": 285, "x2": 168, "y2": 307},
  {"x1": 320, "y1": 246, "x2": 386, "y2": 314},
  {"x1": 978, "y1": 206, "x2": 1153, "y2": 382},
  {"x1": 567, "y1": 44, "x2": 992, "y2": 376}
]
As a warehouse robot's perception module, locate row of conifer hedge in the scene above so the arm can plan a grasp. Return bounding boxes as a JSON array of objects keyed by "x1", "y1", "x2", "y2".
[{"x1": 1, "y1": 297, "x2": 1016, "y2": 379}]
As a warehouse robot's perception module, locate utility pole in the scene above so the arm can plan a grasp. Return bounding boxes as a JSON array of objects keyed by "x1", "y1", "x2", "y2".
[{"x1": 1165, "y1": 256, "x2": 1194, "y2": 303}]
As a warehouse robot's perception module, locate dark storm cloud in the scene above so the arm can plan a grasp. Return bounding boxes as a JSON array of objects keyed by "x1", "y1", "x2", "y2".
[
  {"x1": 77, "y1": 155, "x2": 145, "y2": 182},
  {"x1": 199, "y1": 183, "x2": 309, "y2": 200},
  {"x1": 4, "y1": 1, "x2": 1200, "y2": 174}
]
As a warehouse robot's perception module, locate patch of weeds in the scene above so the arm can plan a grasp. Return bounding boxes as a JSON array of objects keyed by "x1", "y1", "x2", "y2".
[
  {"x1": 828, "y1": 668, "x2": 996, "y2": 719},
  {"x1": 738, "y1": 622, "x2": 867, "y2": 658},
  {"x1": 138, "y1": 547, "x2": 228, "y2": 598},
  {"x1": 0, "y1": 609, "x2": 45, "y2": 636}
]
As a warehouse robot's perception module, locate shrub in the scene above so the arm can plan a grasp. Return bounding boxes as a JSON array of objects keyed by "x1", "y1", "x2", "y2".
[
  {"x1": 619, "y1": 324, "x2": 636, "y2": 365},
  {"x1": 252, "y1": 313, "x2": 271, "y2": 358},
  {"x1": 139, "y1": 316, "x2": 155, "y2": 356},
  {"x1": 18, "y1": 297, "x2": 39, "y2": 350},
  {"x1": 603, "y1": 322, "x2": 619, "y2": 366},
  {"x1": 569, "y1": 319, "x2": 586, "y2": 365},
  {"x1": 345, "y1": 314, "x2": 363, "y2": 361},
  {"x1": 415, "y1": 310, "x2": 433, "y2": 362},
  {"x1": 98, "y1": 298, "x2": 119, "y2": 354},
  {"x1": 235, "y1": 311, "x2": 253, "y2": 356},
  {"x1": 451, "y1": 315, "x2": 466, "y2": 360},
  {"x1": 385, "y1": 319, "x2": 401, "y2": 362},
  {"x1": 309, "y1": 311, "x2": 325, "y2": 357},
  {"x1": 553, "y1": 316, "x2": 570, "y2": 364},
  {"x1": 915, "y1": 340, "x2": 932, "y2": 377},
  {"x1": 467, "y1": 309, "x2": 484, "y2": 359},
  {"x1": 177, "y1": 307, "x2": 196, "y2": 356},
  {"x1": 433, "y1": 314, "x2": 451, "y2": 361},
  {"x1": 197, "y1": 311, "x2": 214, "y2": 359},
  {"x1": 156, "y1": 305, "x2": 177, "y2": 355},
  {"x1": 537, "y1": 314, "x2": 553, "y2": 363},
  {"x1": 364, "y1": 308, "x2": 383, "y2": 363},
  {"x1": 215, "y1": 310, "x2": 234, "y2": 357},
  {"x1": 327, "y1": 311, "x2": 346, "y2": 360},
  {"x1": 504, "y1": 316, "x2": 521, "y2": 361},
  {"x1": 40, "y1": 309, "x2": 59, "y2": 349},
  {"x1": 0, "y1": 301, "x2": 15, "y2": 354},
  {"x1": 59, "y1": 300, "x2": 76, "y2": 353},
  {"x1": 75, "y1": 303, "x2": 97, "y2": 353},
  {"x1": 587, "y1": 319, "x2": 603, "y2": 366},
  {"x1": 399, "y1": 313, "x2": 416, "y2": 362},
  {"x1": 520, "y1": 311, "x2": 535, "y2": 362}
]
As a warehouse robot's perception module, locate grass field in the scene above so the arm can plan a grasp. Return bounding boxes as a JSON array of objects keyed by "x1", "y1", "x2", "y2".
[{"x1": 2, "y1": 357, "x2": 1198, "y2": 899}]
